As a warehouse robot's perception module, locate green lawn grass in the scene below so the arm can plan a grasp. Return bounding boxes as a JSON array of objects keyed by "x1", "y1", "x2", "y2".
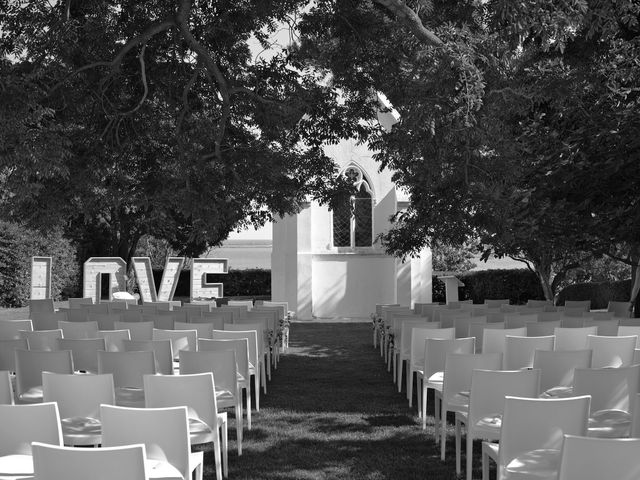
[{"x1": 211, "y1": 322, "x2": 473, "y2": 480}]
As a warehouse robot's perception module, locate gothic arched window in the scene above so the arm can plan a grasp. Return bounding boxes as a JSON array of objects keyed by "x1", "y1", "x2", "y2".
[{"x1": 333, "y1": 165, "x2": 373, "y2": 248}]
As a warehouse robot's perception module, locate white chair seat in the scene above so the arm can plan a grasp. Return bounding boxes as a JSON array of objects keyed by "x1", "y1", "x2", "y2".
[
  {"x1": 215, "y1": 389, "x2": 235, "y2": 402},
  {"x1": 146, "y1": 458, "x2": 184, "y2": 480},
  {"x1": 588, "y1": 409, "x2": 632, "y2": 437},
  {"x1": 475, "y1": 413, "x2": 502, "y2": 430},
  {"x1": 0, "y1": 453, "x2": 34, "y2": 476},
  {"x1": 115, "y1": 387, "x2": 145, "y2": 407},
  {"x1": 428, "y1": 371, "x2": 443, "y2": 383},
  {"x1": 504, "y1": 448, "x2": 561, "y2": 479},
  {"x1": 539, "y1": 386, "x2": 574, "y2": 398},
  {"x1": 61, "y1": 416, "x2": 102, "y2": 444},
  {"x1": 448, "y1": 392, "x2": 469, "y2": 410},
  {"x1": 18, "y1": 386, "x2": 43, "y2": 403}
]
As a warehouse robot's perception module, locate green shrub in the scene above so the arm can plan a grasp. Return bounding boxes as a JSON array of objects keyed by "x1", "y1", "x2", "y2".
[
  {"x1": 0, "y1": 221, "x2": 80, "y2": 307},
  {"x1": 457, "y1": 269, "x2": 545, "y2": 304},
  {"x1": 557, "y1": 279, "x2": 632, "y2": 309}
]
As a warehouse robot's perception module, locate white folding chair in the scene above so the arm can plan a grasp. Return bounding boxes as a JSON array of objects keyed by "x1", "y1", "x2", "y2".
[
  {"x1": 56, "y1": 338, "x2": 106, "y2": 373},
  {"x1": 481, "y1": 395, "x2": 590, "y2": 480},
  {"x1": 97, "y1": 350, "x2": 156, "y2": 407},
  {"x1": 554, "y1": 326, "x2": 598, "y2": 350},
  {"x1": 407, "y1": 326, "x2": 451, "y2": 407},
  {"x1": 144, "y1": 373, "x2": 228, "y2": 480},
  {"x1": 557, "y1": 434, "x2": 640, "y2": 480},
  {"x1": 573, "y1": 364, "x2": 640, "y2": 438},
  {"x1": 19, "y1": 329, "x2": 63, "y2": 351},
  {"x1": 42, "y1": 372, "x2": 115, "y2": 446},
  {"x1": 0, "y1": 402, "x2": 63, "y2": 477},
  {"x1": 438, "y1": 352, "x2": 503, "y2": 460},
  {"x1": 57, "y1": 320, "x2": 99, "y2": 339},
  {"x1": 503, "y1": 335, "x2": 555, "y2": 370},
  {"x1": 0, "y1": 320, "x2": 33, "y2": 340},
  {"x1": 14, "y1": 349, "x2": 74, "y2": 404},
  {"x1": 101, "y1": 404, "x2": 202, "y2": 480},
  {"x1": 455, "y1": 368, "x2": 541, "y2": 480},
  {"x1": 534, "y1": 349, "x2": 593, "y2": 398},
  {"x1": 587, "y1": 334, "x2": 636, "y2": 368}
]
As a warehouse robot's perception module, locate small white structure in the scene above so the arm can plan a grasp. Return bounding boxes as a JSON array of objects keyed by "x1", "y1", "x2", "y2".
[{"x1": 271, "y1": 102, "x2": 432, "y2": 319}]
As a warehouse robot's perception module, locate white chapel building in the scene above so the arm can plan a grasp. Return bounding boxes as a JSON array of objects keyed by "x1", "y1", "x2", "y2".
[{"x1": 271, "y1": 101, "x2": 433, "y2": 319}]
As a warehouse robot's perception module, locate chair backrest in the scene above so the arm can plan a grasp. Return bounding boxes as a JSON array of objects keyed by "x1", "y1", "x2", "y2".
[
  {"x1": 29, "y1": 298, "x2": 55, "y2": 315},
  {"x1": 0, "y1": 338, "x2": 28, "y2": 372},
  {"x1": 199, "y1": 338, "x2": 250, "y2": 384},
  {"x1": 0, "y1": 402, "x2": 63, "y2": 456},
  {"x1": 0, "y1": 319, "x2": 33, "y2": 340},
  {"x1": 607, "y1": 301, "x2": 630, "y2": 317},
  {"x1": 218, "y1": 305, "x2": 249, "y2": 321},
  {"x1": 583, "y1": 319, "x2": 619, "y2": 336},
  {"x1": 563, "y1": 300, "x2": 591, "y2": 312},
  {"x1": 122, "y1": 339, "x2": 173, "y2": 375},
  {"x1": 253, "y1": 305, "x2": 286, "y2": 320},
  {"x1": 14, "y1": 349, "x2": 74, "y2": 400},
  {"x1": 68, "y1": 297, "x2": 95, "y2": 309},
  {"x1": 97, "y1": 350, "x2": 156, "y2": 389},
  {"x1": 554, "y1": 326, "x2": 598, "y2": 351},
  {"x1": 56, "y1": 338, "x2": 106, "y2": 373},
  {"x1": 63, "y1": 308, "x2": 90, "y2": 323},
  {"x1": 31, "y1": 311, "x2": 68, "y2": 331},
  {"x1": 58, "y1": 320, "x2": 100, "y2": 340},
  {"x1": 632, "y1": 393, "x2": 640, "y2": 438},
  {"x1": 113, "y1": 321, "x2": 153, "y2": 341},
  {"x1": 0, "y1": 370, "x2": 14, "y2": 404},
  {"x1": 482, "y1": 327, "x2": 527, "y2": 355},
  {"x1": 497, "y1": 395, "x2": 590, "y2": 479},
  {"x1": 573, "y1": 364, "x2": 640, "y2": 415},
  {"x1": 222, "y1": 323, "x2": 265, "y2": 355},
  {"x1": 143, "y1": 372, "x2": 218, "y2": 437},
  {"x1": 618, "y1": 326, "x2": 640, "y2": 347},
  {"x1": 563, "y1": 307, "x2": 589, "y2": 318},
  {"x1": 468, "y1": 369, "x2": 541, "y2": 436},
  {"x1": 32, "y1": 442, "x2": 148, "y2": 480},
  {"x1": 485, "y1": 312, "x2": 505, "y2": 323},
  {"x1": 441, "y1": 352, "x2": 503, "y2": 404},
  {"x1": 143, "y1": 312, "x2": 174, "y2": 330},
  {"x1": 504, "y1": 335, "x2": 555, "y2": 370},
  {"x1": 587, "y1": 335, "x2": 637, "y2": 368},
  {"x1": 97, "y1": 329, "x2": 131, "y2": 352},
  {"x1": 199, "y1": 311, "x2": 232, "y2": 328},
  {"x1": 119, "y1": 310, "x2": 143, "y2": 323},
  {"x1": 20, "y1": 329, "x2": 63, "y2": 351},
  {"x1": 533, "y1": 349, "x2": 593, "y2": 393},
  {"x1": 469, "y1": 323, "x2": 504, "y2": 353},
  {"x1": 424, "y1": 337, "x2": 475, "y2": 379},
  {"x1": 409, "y1": 327, "x2": 454, "y2": 369},
  {"x1": 527, "y1": 299, "x2": 554, "y2": 309},
  {"x1": 527, "y1": 320, "x2": 560, "y2": 337},
  {"x1": 179, "y1": 349, "x2": 238, "y2": 397},
  {"x1": 438, "y1": 310, "x2": 471, "y2": 329},
  {"x1": 227, "y1": 299, "x2": 253, "y2": 310},
  {"x1": 560, "y1": 316, "x2": 585, "y2": 328},
  {"x1": 87, "y1": 313, "x2": 120, "y2": 330},
  {"x1": 557, "y1": 434, "x2": 640, "y2": 480},
  {"x1": 538, "y1": 311, "x2": 562, "y2": 322},
  {"x1": 398, "y1": 318, "x2": 432, "y2": 355},
  {"x1": 101, "y1": 404, "x2": 190, "y2": 479},
  {"x1": 504, "y1": 313, "x2": 538, "y2": 329},
  {"x1": 484, "y1": 299, "x2": 510, "y2": 308},
  {"x1": 175, "y1": 320, "x2": 213, "y2": 340},
  {"x1": 152, "y1": 329, "x2": 196, "y2": 359},
  {"x1": 218, "y1": 326, "x2": 260, "y2": 366},
  {"x1": 453, "y1": 315, "x2": 486, "y2": 339},
  {"x1": 42, "y1": 372, "x2": 115, "y2": 420}
]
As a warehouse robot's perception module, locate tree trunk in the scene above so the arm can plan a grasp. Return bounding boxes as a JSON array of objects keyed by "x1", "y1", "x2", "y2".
[{"x1": 533, "y1": 258, "x2": 555, "y2": 302}]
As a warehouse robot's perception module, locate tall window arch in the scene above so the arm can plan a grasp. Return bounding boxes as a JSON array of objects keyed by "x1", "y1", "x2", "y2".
[{"x1": 333, "y1": 165, "x2": 373, "y2": 248}]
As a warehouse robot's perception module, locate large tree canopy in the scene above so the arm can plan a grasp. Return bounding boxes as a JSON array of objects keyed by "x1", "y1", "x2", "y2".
[
  {"x1": 0, "y1": 0, "x2": 365, "y2": 262},
  {"x1": 296, "y1": 0, "x2": 640, "y2": 301}
]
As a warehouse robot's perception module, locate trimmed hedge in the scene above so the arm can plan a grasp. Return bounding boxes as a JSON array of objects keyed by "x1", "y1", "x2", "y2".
[
  {"x1": 455, "y1": 269, "x2": 544, "y2": 305},
  {"x1": 152, "y1": 268, "x2": 271, "y2": 298},
  {"x1": 556, "y1": 279, "x2": 633, "y2": 310},
  {"x1": 0, "y1": 221, "x2": 80, "y2": 307}
]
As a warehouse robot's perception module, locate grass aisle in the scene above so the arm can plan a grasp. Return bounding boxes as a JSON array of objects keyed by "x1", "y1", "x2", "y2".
[{"x1": 212, "y1": 322, "x2": 459, "y2": 480}]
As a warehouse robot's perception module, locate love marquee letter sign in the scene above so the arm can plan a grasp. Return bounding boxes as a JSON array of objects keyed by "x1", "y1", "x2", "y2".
[{"x1": 31, "y1": 256, "x2": 228, "y2": 304}]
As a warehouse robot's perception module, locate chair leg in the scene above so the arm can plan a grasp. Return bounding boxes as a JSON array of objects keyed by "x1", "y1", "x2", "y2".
[
  {"x1": 455, "y1": 418, "x2": 462, "y2": 475},
  {"x1": 246, "y1": 386, "x2": 252, "y2": 430},
  {"x1": 212, "y1": 427, "x2": 223, "y2": 480},
  {"x1": 261, "y1": 360, "x2": 267, "y2": 394},
  {"x1": 221, "y1": 418, "x2": 228, "y2": 477},
  {"x1": 440, "y1": 406, "x2": 447, "y2": 461},
  {"x1": 236, "y1": 401, "x2": 243, "y2": 456},
  {"x1": 435, "y1": 396, "x2": 441, "y2": 444},
  {"x1": 416, "y1": 377, "x2": 422, "y2": 416},
  {"x1": 466, "y1": 433, "x2": 473, "y2": 480},
  {"x1": 397, "y1": 357, "x2": 403, "y2": 392},
  {"x1": 254, "y1": 373, "x2": 260, "y2": 411},
  {"x1": 407, "y1": 365, "x2": 412, "y2": 402}
]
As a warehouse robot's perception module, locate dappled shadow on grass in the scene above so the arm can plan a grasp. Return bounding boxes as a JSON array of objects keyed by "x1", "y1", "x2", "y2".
[{"x1": 204, "y1": 323, "x2": 470, "y2": 480}]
